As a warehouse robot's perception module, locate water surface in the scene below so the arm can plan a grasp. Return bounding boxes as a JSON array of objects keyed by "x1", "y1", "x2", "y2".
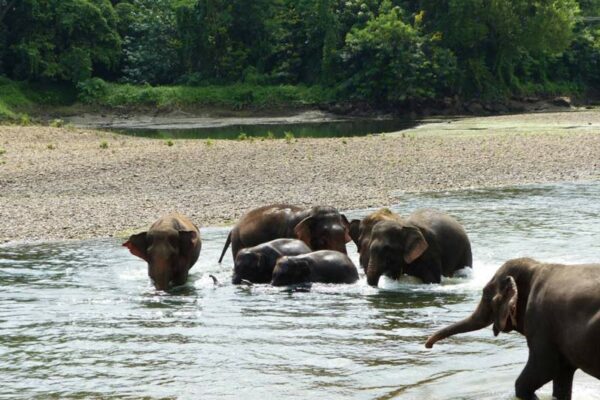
[{"x1": 1, "y1": 182, "x2": 599, "y2": 399}]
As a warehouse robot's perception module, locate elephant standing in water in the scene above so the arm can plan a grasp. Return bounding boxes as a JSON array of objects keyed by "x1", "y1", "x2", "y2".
[
  {"x1": 366, "y1": 209, "x2": 472, "y2": 285},
  {"x1": 426, "y1": 258, "x2": 600, "y2": 400},
  {"x1": 349, "y1": 208, "x2": 403, "y2": 273},
  {"x1": 271, "y1": 250, "x2": 359, "y2": 286},
  {"x1": 232, "y1": 238, "x2": 311, "y2": 284},
  {"x1": 123, "y1": 213, "x2": 201, "y2": 290},
  {"x1": 218, "y1": 204, "x2": 352, "y2": 262}
]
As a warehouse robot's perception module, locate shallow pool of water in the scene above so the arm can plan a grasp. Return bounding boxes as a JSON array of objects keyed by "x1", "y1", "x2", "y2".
[
  {"x1": 1, "y1": 182, "x2": 599, "y2": 399},
  {"x1": 115, "y1": 118, "x2": 416, "y2": 140}
]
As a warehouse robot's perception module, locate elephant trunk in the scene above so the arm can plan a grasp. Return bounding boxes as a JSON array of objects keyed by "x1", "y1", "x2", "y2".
[
  {"x1": 149, "y1": 258, "x2": 173, "y2": 291},
  {"x1": 366, "y1": 261, "x2": 381, "y2": 287},
  {"x1": 425, "y1": 299, "x2": 493, "y2": 348}
]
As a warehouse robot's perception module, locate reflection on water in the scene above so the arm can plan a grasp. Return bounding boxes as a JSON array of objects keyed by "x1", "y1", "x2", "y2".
[
  {"x1": 1, "y1": 182, "x2": 599, "y2": 399},
  {"x1": 115, "y1": 118, "x2": 415, "y2": 140}
]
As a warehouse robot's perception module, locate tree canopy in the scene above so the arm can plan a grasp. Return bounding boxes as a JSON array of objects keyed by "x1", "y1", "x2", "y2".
[{"x1": 0, "y1": 0, "x2": 597, "y2": 102}]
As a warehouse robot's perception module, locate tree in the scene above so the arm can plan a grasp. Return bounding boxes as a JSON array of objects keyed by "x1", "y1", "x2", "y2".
[
  {"x1": 2, "y1": 0, "x2": 121, "y2": 83},
  {"x1": 342, "y1": 1, "x2": 456, "y2": 103},
  {"x1": 118, "y1": 0, "x2": 182, "y2": 84}
]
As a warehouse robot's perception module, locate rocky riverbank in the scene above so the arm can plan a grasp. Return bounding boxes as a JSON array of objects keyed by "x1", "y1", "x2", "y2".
[{"x1": 1, "y1": 110, "x2": 599, "y2": 242}]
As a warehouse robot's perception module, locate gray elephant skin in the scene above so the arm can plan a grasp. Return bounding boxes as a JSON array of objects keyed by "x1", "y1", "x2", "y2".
[
  {"x1": 219, "y1": 204, "x2": 352, "y2": 262},
  {"x1": 349, "y1": 208, "x2": 403, "y2": 273},
  {"x1": 271, "y1": 250, "x2": 359, "y2": 286},
  {"x1": 366, "y1": 209, "x2": 472, "y2": 285},
  {"x1": 123, "y1": 213, "x2": 201, "y2": 290},
  {"x1": 426, "y1": 258, "x2": 600, "y2": 400},
  {"x1": 232, "y1": 238, "x2": 311, "y2": 284}
]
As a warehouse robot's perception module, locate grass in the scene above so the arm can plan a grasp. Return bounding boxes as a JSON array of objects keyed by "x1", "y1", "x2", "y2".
[
  {"x1": 99, "y1": 141, "x2": 108, "y2": 149},
  {"x1": 0, "y1": 76, "x2": 337, "y2": 121}
]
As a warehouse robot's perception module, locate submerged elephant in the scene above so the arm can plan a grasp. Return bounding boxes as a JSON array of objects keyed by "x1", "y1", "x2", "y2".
[
  {"x1": 366, "y1": 209, "x2": 472, "y2": 285},
  {"x1": 232, "y1": 238, "x2": 311, "y2": 284},
  {"x1": 271, "y1": 250, "x2": 359, "y2": 286},
  {"x1": 218, "y1": 204, "x2": 352, "y2": 263},
  {"x1": 349, "y1": 208, "x2": 403, "y2": 273},
  {"x1": 123, "y1": 213, "x2": 201, "y2": 290},
  {"x1": 425, "y1": 258, "x2": 600, "y2": 400}
]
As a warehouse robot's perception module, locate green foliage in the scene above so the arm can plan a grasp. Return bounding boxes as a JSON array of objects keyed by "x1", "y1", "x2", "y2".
[
  {"x1": 0, "y1": 0, "x2": 595, "y2": 106},
  {"x1": 237, "y1": 132, "x2": 248, "y2": 141},
  {"x1": 119, "y1": 0, "x2": 182, "y2": 84},
  {"x1": 99, "y1": 141, "x2": 108, "y2": 149},
  {"x1": 77, "y1": 77, "x2": 109, "y2": 103},
  {"x1": 342, "y1": 3, "x2": 457, "y2": 103},
  {"x1": 49, "y1": 119, "x2": 64, "y2": 127},
  {"x1": 47, "y1": 143, "x2": 56, "y2": 150},
  {"x1": 284, "y1": 131, "x2": 295, "y2": 143},
  {"x1": 165, "y1": 140, "x2": 174, "y2": 146},
  {"x1": 0, "y1": 148, "x2": 6, "y2": 156},
  {"x1": 3, "y1": 0, "x2": 121, "y2": 83}
]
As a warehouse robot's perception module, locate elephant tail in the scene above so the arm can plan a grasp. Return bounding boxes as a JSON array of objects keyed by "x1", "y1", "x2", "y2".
[{"x1": 218, "y1": 231, "x2": 232, "y2": 263}]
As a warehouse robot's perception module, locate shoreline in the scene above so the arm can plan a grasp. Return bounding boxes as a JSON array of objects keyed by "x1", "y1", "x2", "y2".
[{"x1": 1, "y1": 110, "x2": 599, "y2": 243}]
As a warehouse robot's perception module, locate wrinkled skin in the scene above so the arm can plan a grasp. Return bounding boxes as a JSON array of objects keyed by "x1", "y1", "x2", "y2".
[
  {"x1": 366, "y1": 209, "x2": 472, "y2": 286},
  {"x1": 123, "y1": 213, "x2": 201, "y2": 291},
  {"x1": 219, "y1": 204, "x2": 351, "y2": 262},
  {"x1": 231, "y1": 238, "x2": 311, "y2": 284},
  {"x1": 349, "y1": 208, "x2": 403, "y2": 273},
  {"x1": 425, "y1": 258, "x2": 600, "y2": 400},
  {"x1": 271, "y1": 250, "x2": 359, "y2": 286}
]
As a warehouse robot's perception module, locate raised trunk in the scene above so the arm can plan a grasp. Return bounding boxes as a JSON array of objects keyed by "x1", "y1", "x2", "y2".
[{"x1": 425, "y1": 299, "x2": 493, "y2": 348}]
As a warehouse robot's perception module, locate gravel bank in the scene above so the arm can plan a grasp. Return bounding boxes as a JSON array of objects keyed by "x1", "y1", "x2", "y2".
[{"x1": 1, "y1": 110, "x2": 599, "y2": 242}]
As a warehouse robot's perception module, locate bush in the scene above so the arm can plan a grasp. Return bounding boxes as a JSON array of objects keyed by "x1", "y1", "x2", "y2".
[{"x1": 77, "y1": 78, "x2": 109, "y2": 103}]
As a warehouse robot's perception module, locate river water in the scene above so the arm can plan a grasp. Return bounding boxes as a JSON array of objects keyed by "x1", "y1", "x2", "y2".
[{"x1": 1, "y1": 182, "x2": 599, "y2": 399}]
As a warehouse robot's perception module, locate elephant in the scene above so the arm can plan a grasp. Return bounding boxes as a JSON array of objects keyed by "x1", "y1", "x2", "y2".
[
  {"x1": 349, "y1": 208, "x2": 403, "y2": 273},
  {"x1": 366, "y1": 209, "x2": 472, "y2": 285},
  {"x1": 232, "y1": 238, "x2": 312, "y2": 284},
  {"x1": 123, "y1": 213, "x2": 201, "y2": 291},
  {"x1": 425, "y1": 258, "x2": 600, "y2": 400},
  {"x1": 271, "y1": 250, "x2": 359, "y2": 286},
  {"x1": 218, "y1": 204, "x2": 352, "y2": 263}
]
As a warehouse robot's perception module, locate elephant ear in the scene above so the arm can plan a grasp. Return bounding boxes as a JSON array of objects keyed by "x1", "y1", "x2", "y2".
[
  {"x1": 123, "y1": 232, "x2": 149, "y2": 261},
  {"x1": 349, "y1": 219, "x2": 361, "y2": 247},
  {"x1": 341, "y1": 214, "x2": 352, "y2": 243},
  {"x1": 294, "y1": 216, "x2": 314, "y2": 247},
  {"x1": 493, "y1": 276, "x2": 518, "y2": 336},
  {"x1": 403, "y1": 227, "x2": 428, "y2": 264},
  {"x1": 179, "y1": 230, "x2": 198, "y2": 255}
]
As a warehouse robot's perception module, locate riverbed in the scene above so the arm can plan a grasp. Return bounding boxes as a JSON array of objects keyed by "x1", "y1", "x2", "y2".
[{"x1": 2, "y1": 182, "x2": 599, "y2": 399}]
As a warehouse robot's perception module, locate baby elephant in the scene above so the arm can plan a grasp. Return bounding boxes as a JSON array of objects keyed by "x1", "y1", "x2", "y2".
[
  {"x1": 123, "y1": 213, "x2": 201, "y2": 291},
  {"x1": 271, "y1": 251, "x2": 359, "y2": 286},
  {"x1": 232, "y1": 238, "x2": 311, "y2": 284}
]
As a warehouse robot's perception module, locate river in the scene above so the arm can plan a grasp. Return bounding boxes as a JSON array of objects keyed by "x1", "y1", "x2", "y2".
[{"x1": 1, "y1": 182, "x2": 599, "y2": 399}]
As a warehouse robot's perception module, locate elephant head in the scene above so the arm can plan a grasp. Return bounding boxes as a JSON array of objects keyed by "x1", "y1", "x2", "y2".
[
  {"x1": 271, "y1": 256, "x2": 311, "y2": 286},
  {"x1": 232, "y1": 249, "x2": 271, "y2": 284},
  {"x1": 294, "y1": 206, "x2": 351, "y2": 254},
  {"x1": 366, "y1": 220, "x2": 428, "y2": 286},
  {"x1": 350, "y1": 208, "x2": 403, "y2": 273},
  {"x1": 124, "y1": 228, "x2": 198, "y2": 291},
  {"x1": 425, "y1": 258, "x2": 534, "y2": 348}
]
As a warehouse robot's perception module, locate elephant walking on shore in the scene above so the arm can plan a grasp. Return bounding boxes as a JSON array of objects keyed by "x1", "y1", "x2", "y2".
[
  {"x1": 123, "y1": 213, "x2": 201, "y2": 291},
  {"x1": 366, "y1": 209, "x2": 472, "y2": 285},
  {"x1": 218, "y1": 204, "x2": 351, "y2": 263},
  {"x1": 426, "y1": 258, "x2": 600, "y2": 400}
]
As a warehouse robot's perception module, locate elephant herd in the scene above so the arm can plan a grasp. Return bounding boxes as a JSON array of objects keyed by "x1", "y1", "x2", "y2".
[{"x1": 123, "y1": 203, "x2": 600, "y2": 400}]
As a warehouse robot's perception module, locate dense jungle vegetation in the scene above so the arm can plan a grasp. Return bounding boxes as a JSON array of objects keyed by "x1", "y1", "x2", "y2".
[{"x1": 0, "y1": 0, "x2": 599, "y2": 118}]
